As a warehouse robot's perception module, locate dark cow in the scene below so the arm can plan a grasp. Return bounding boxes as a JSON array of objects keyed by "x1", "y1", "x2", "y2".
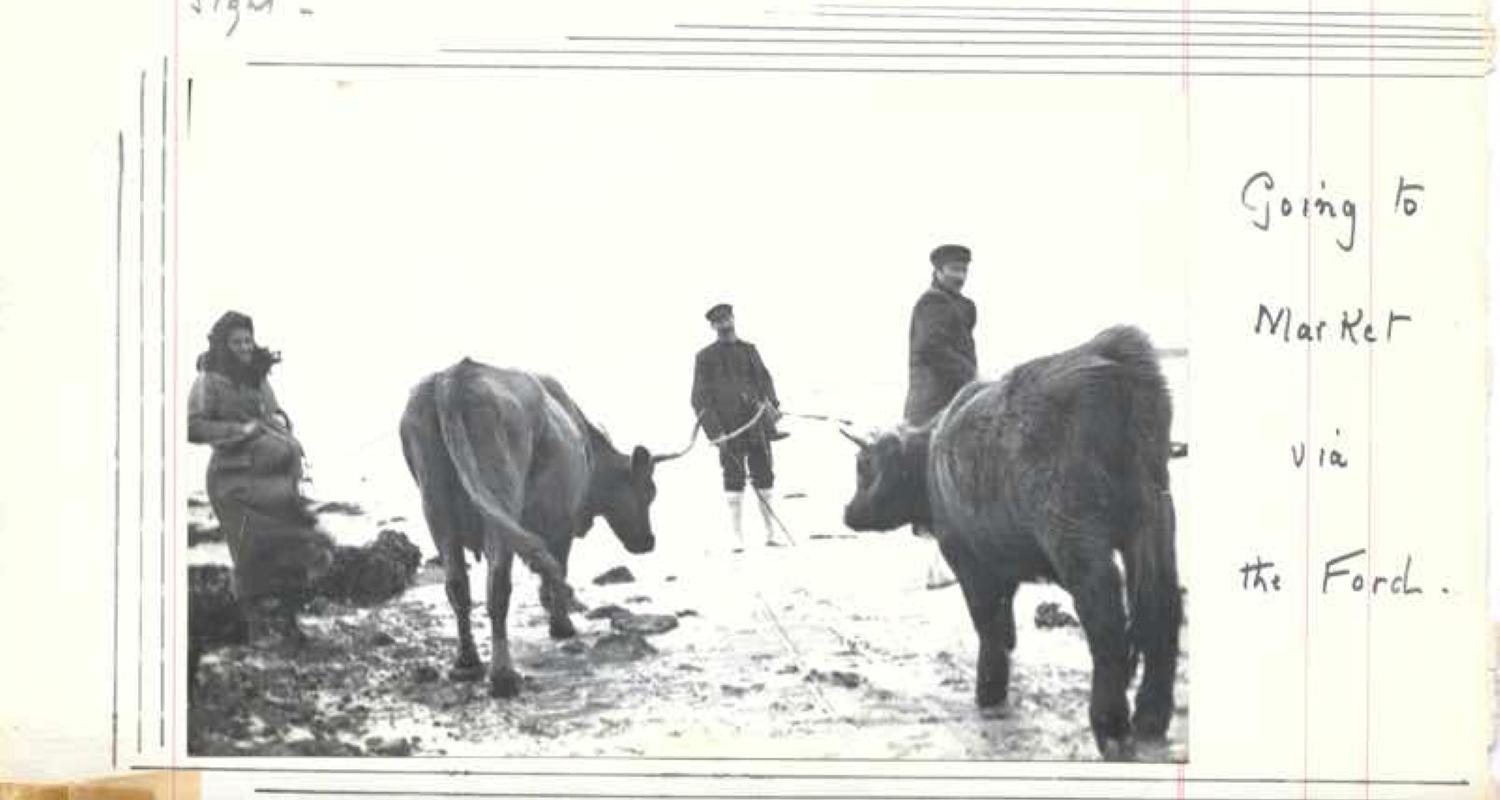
[
  {"x1": 400, "y1": 359, "x2": 674, "y2": 698},
  {"x1": 842, "y1": 326, "x2": 1182, "y2": 760}
]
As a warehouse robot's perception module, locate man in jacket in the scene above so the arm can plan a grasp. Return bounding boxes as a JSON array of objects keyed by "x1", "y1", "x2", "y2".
[
  {"x1": 691, "y1": 303, "x2": 789, "y2": 552},
  {"x1": 906, "y1": 244, "x2": 978, "y2": 425},
  {"x1": 905, "y1": 244, "x2": 978, "y2": 588}
]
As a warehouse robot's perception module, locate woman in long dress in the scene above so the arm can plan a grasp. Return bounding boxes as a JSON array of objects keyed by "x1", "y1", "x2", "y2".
[{"x1": 188, "y1": 311, "x2": 332, "y2": 645}]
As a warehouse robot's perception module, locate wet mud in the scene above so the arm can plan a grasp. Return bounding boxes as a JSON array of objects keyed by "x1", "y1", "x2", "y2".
[{"x1": 189, "y1": 492, "x2": 1188, "y2": 761}]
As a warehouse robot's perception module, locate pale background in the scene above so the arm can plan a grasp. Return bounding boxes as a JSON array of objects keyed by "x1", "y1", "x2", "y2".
[{"x1": 0, "y1": 0, "x2": 1493, "y2": 795}]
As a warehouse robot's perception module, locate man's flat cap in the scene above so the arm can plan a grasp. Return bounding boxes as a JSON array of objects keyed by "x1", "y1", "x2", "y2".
[
  {"x1": 929, "y1": 244, "x2": 972, "y2": 268},
  {"x1": 705, "y1": 303, "x2": 734, "y2": 322}
]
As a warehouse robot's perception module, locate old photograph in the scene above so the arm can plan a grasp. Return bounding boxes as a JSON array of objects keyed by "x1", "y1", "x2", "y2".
[{"x1": 180, "y1": 41, "x2": 1191, "y2": 763}]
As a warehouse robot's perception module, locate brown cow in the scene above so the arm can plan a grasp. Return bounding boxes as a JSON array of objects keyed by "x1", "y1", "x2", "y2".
[{"x1": 400, "y1": 359, "x2": 673, "y2": 697}]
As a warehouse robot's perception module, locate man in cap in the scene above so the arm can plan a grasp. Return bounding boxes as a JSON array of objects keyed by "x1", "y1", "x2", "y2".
[
  {"x1": 904, "y1": 244, "x2": 978, "y2": 588},
  {"x1": 691, "y1": 303, "x2": 789, "y2": 552}
]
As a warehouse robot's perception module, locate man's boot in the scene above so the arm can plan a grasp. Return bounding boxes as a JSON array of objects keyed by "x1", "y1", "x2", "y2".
[
  {"x1": 725, "y1": 491, "x2": 745, "y2": 553},
  {"x1": 914, "y1": 524, "x2": 957, "y2": 589},
  {"x1": 754, "y1": 488, "x2": 783, "y2": 547},
  {"x1": 925, "y1": 548, "x2": 957, "y2": 589}
]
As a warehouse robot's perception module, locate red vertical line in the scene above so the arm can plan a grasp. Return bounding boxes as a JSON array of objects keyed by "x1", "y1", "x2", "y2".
[
  {"x1": 137, "y1": 67, "x2": 146, "y2": 757},
  {"x1": 1364, "y1": 1, "x2": 1375, "y2": 795},
  {"x1": 1304, "y1": 1, "x2": 1315, "y2": 797},
  {"x1": 159, "y1": 55, "x2": 169, "y2": 752},
  {"x1": 112, "y1": 129, "x2": 124, "y2": 771}
]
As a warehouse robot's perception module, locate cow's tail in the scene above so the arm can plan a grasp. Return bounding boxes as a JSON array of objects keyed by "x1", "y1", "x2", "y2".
[
  {"x1": 1125, "y1": 482, "x2": 1182, "y2": 686},
  {"x1": 1114, "y1": 326, "x2": 1181, "y2": 683},
  {"x1": 432, "y1": 367, "x2": 578, "y2": 611}
]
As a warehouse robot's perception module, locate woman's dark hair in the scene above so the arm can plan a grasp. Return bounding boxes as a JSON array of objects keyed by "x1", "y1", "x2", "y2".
[{"x1": 196, "y1": 310, "x2": 281, "y2": 387}]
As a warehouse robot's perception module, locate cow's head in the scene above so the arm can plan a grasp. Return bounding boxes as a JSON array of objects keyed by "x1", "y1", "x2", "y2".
[
  {"x1": 842, "y1": 427, "x2": 932, "y2": 532},
  {"x1": 590, "y1": 430, "x2": 660, "y2": 554}
]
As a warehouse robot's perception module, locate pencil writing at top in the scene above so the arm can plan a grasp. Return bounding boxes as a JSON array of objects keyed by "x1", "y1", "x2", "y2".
[{"x1": 188, "y1": 0, "x2": 311, "y2": 39}]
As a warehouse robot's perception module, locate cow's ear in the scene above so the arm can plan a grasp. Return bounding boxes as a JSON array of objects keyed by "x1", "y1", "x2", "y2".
[{"x1": 631, "y1": 446, "x2": 652, "y2": 477}]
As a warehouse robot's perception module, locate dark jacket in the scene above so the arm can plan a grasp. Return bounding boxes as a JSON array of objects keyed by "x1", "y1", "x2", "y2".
[
  {"x1": 904, "y1": 281, "x2": 977, "y2": 425},
  {"x1": 188, "y1": 370, "x2": 300, "y2": 473},
  {"x1": 691, "y1": 339, "x2": 780, "y2": 440}
]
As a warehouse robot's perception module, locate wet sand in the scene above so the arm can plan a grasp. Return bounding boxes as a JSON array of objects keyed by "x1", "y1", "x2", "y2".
[{"x1": 189, "y1": 493, "x2": 1188, "y2": 761}]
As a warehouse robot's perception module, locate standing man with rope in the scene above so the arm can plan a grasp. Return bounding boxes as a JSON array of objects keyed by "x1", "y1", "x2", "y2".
[
  {"x1": 691, "y1": 302, "x2": 790, "y2": 553},
  {"x1": 905, "y1": 244, "x2": 978, "y2": 589}
]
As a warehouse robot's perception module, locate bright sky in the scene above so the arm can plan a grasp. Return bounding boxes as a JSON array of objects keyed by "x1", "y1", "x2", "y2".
[{"x1": 181, "y1": 70, "x2": 1190, "y2": 468}]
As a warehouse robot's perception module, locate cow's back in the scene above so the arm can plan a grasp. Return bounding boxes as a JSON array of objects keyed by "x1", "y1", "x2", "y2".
[
  {"x1": 401, "y1": 360, "x2": 595, "y2": 554},
  {"x1": 929, "y1": 326, "x2": 1172, "y2": 555}
]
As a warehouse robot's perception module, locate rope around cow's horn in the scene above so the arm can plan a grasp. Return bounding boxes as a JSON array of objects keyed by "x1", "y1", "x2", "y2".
[
  {"x1": 708, "y1": 402, "x2": 771, "y2": 447},
  {"x1": 652, "y1": 402, "x2": 773, "y2": 462},
  {"x1": 831, "y1": 418, "x2": 1189, "y2": 460},
  {"x1": 779, "y1": 410, "x2": 858, "y2": 427}
]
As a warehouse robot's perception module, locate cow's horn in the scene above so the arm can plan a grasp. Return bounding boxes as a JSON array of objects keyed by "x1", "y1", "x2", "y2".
[
  {"x1": 652, "y1": 415, "x2": 704, "y2": 464},
  {"x1": 838, "y1": 427, "x2": 871, "y2": 449}
]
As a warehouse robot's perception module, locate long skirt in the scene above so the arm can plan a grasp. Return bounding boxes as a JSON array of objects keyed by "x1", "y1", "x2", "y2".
[{"x1": 206, "y1": 428, "x2": 333, "y2": 604}]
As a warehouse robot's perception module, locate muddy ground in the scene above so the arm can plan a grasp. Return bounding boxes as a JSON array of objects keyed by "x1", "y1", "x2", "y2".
[{"x1": 188, "y1": 490, "x2": 1188, "y2": 762}]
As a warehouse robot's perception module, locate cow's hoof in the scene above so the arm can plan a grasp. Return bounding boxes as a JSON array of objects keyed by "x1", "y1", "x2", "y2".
[
  {"x1": 977, "y1": 703, "x2": 1009, "y2": 721},
  {"x1": 489, "y1": 668, "x2": 523, "y2": 698},
  {"x1": 975, "y1": 681, "x2": 1008, "y2": 709},
  {"x1": 1131, "y1": 709, "x2": 1171, "y2": 741},
  {"x1": 1098, "y1": 736, "x2": 1136, "y2": 762},
  {"x1": 549, "y1": 618, "x2": 578, "y2": 640},
  {"x1": 449, "y1": 662, "x2": 484, "y2": 683}
]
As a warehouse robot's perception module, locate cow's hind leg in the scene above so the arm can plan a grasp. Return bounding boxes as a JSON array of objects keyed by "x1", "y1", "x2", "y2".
[
  {"x1": 1056, "y1": 536, "x2": 1134, "y2": 761},
  {"x1": 442, "y1": 545, "x2": 483, "y2": 682},
  {"x1": 1128, "y1": 586, "x2": 1179, "y2": 741},
  {"x1": 402, "y1": 403, "x2": 485, "y2": 683},
  {"x1": 537, "y1": 535, "x2": 576, "y2": 640},
  {"x1": 939, "y1": 536, "x2": 1019, "y2": 709},
  {"x1": 1127, "y1": 492, "x2": 1182, "y2": 741},
  {"x1": 484, "y1": 534, "x2": 522, "y2": 698}
]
